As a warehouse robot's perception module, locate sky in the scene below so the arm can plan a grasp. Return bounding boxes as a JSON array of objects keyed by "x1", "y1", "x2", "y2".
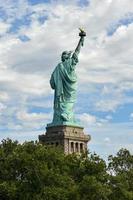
[{"x1": 0, "y1": 0, "x2": 133, "y2": 160}]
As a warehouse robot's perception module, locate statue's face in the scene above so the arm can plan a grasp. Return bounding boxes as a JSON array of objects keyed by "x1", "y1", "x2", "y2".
[
  {"x1": 61, "y1": 51, "x2": 72, "y2": 62},
  {"x1": 61, "y1": 53, "x2": 68, "y2": 62}
]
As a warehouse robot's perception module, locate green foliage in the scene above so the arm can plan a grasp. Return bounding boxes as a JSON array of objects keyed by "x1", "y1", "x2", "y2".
[
  {"x1": 108, "y1": 149, "x2": 133, "y2": 200},
  {"x1": 0, "y1": 139, "x2": 132, "y2": 200}
]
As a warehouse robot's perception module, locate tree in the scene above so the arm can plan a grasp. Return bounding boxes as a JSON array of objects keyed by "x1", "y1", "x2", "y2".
[
  {"x1": 0, "y1": 139, "x2": 77, "y2": 200},
  {"x1": 0, "y1": 139, "x2": 132, "y2": 200},
  {"x1": 108, "y1": 149, "x2": 133, "y2": 200}
]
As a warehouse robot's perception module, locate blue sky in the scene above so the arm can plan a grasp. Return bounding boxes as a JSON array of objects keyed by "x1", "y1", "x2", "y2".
[{"x1": 0, "y1": 0, "x2": 133, "y2": 160}]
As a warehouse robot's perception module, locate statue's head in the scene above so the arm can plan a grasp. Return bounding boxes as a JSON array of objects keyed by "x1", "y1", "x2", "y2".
[{"x1": 61, "y1": 51, "x2": 72, "y2": 61}]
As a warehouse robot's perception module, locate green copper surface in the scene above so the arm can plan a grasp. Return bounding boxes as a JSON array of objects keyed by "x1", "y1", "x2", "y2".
[{"x1": 47, "y1": 29, "x2": 86, "y2": 127}]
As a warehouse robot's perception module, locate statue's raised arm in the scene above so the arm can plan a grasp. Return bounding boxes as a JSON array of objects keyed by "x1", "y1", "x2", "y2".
[
  {"x1": 71, "y1": 28, "x2": 86, "y2": 69},
  {"x1": 74, "y1": 28, "x2": 86, "y2": 56}
]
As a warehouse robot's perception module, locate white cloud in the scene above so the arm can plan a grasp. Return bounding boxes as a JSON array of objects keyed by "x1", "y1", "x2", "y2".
[
  {"x1": 14, "y1": 109, "x2": 52, "y2": 130},
  {"x1": 78, "y1": 113, "x2": 97, "y2": 126},
  {"x1": 88, "y1": 121, "x2": 133, "y2": 159},
  {"x1": 0, "y1": 21, "x2": 10, "y2": 35},
  {"x1": 130, "y1": 113, "x2": 133, "y2": 120},
  {"x1": 0, "y1": 102, "x2": 7, "y2": 113},
  {"x1": 0, "y1": 0, "x2": 30, "y2": 23},
  {"x1": 105, "y1": 115, "x2": 112, "y2": 120},
  {"x1": 95, "y1": 99, "x2": 121, "y2": 112},
  {"x1": 0, "y1": 92, "x2": 9, "y2": 102},
  {"x1": 17, "y1": 110, "x2": 51, "y2": 122},
  {"x1": 104, "y1": 137, "x2": 111, "y2": 143},
  {"x1": 78, "y1": 112, "x2": 111, "y2": 128},
  {"x1": 0, "y1": 130, "x2": 42, "y2": 143}
]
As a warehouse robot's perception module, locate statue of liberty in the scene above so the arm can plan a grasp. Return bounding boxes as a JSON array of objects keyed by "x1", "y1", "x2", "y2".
[{"x1": 48, "y1": 29, "x2": 86, "y2": 127}]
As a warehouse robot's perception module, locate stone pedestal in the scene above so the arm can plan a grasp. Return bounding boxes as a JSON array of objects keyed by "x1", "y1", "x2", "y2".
[{"x1": 39, "y1": 125, "x2": 91, "y2": 154}]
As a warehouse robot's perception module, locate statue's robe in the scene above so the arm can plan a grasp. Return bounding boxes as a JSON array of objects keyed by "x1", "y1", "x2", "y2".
[{"x1": 50, "y1": 52, "x2": 78, "y2": 123}]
